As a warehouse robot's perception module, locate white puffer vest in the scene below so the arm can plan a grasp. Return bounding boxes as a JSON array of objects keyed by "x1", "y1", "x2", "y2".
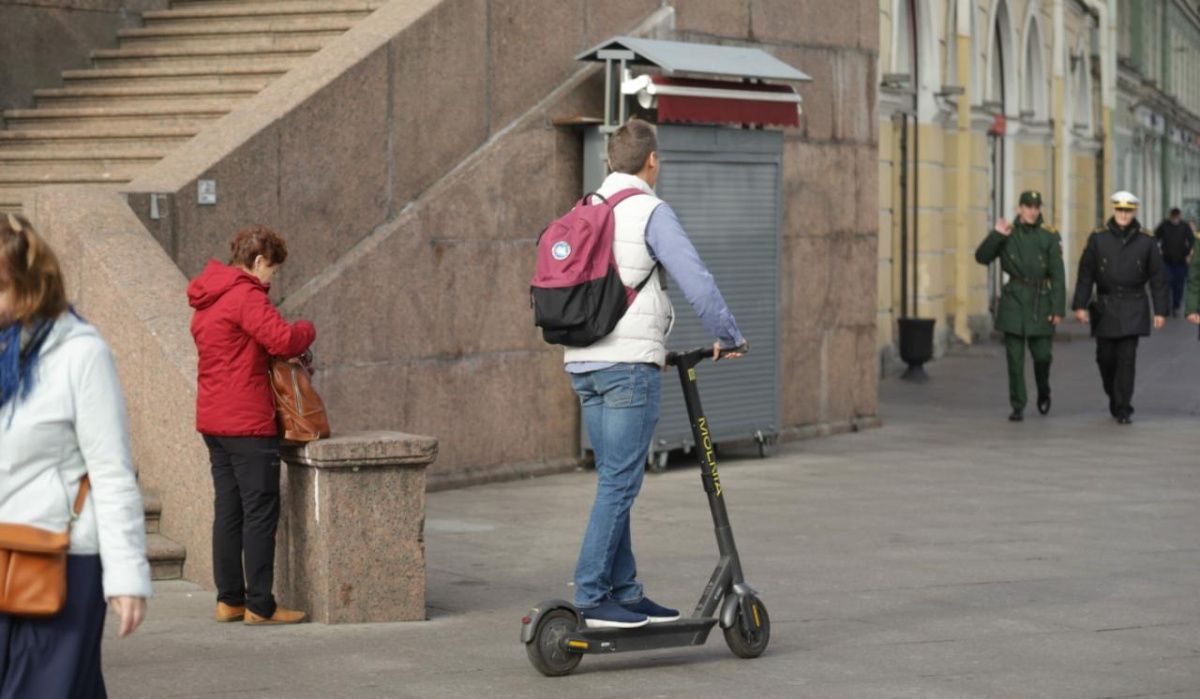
[{"x1": 563, "y1": 172, "x2": 674, "y2": 366}]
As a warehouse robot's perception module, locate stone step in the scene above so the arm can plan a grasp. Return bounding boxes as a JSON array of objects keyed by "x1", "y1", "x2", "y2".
[
  {"x1": 0, "y1": 151, "x2": 163, "y2": 177},
  {"x1": 147, "y1": 533, "x2": 186, "y2": 581},
  {"x1": 2, "y1": 103, "x2": 233, "y2": 130},
  {"x1": 0, "y1": 181, "x2": 123, "y2": 215},
  {"x1": 143, "y1": 2, "x2": 380, "y2": 29},
  {"x1": 92, "y1": 42, "x2": 322, "y2": 69},
  {"x1": 143, "y1": 491, "x2": 162, "y2": 535},
  {"x1": 61, "y1": 65, "x2": 286, "y2": 89},
  {"x1": 0, "y1": 126, "x2": 198, "y2": 150},
  {"x1": 143, "y1": 492, "x2": 186, "y2": 580},
  {"x1": 35, "y1": 84, "x2": 259, "y2": 109},
  {"x1": 170, "y1": 0, "x2": 375, "y2": 8},
  {"x1": 0, "y1": 170, "x2": 138, "y2": 189},
  {"x1": 116, "y1": 21, "x2": 351, "y2": 50}
]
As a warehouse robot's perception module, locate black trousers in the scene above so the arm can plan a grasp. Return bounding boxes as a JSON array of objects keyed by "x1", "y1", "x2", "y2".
[
  {"x1": 1095, "y1": 336, "x2": 1139, "y2": 418},
  {"x1": 1166, "y1": 262, "x2": 1188, "y2": 310},
  {"x1": 204, "y1": 434, "x2": 281, "y2": 618}
]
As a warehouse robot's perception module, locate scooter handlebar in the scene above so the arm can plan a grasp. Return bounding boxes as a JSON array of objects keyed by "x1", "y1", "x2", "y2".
[{"x1": 665, "y1": 342, "x2": 749, "y2": 366}]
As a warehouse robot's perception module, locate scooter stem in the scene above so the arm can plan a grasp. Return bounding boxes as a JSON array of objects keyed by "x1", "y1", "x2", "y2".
[{"x1": 668, "y1": 349, "x2": 748, "y2": 617}]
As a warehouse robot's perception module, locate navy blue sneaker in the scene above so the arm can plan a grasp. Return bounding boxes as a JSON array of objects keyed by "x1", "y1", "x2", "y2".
[
  {"x1": 580, "y1": 600, "x2": 649, "y2": 629},
  {"x1": 621, "y1": 597, "x2": 680, "y2": 623}
]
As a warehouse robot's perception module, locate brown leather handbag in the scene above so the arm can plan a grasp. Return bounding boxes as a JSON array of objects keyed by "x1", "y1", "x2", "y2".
[
  {"x1": 0, "y1": 476, "x2": 90, "y2": 617},
  {"x1": 269, "y1": 357, "x2": 331, "y2": 443}
]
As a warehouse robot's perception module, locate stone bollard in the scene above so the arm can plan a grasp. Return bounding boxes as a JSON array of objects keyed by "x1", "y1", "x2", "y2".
[{"x1": 276, "y1": 431, "x2": 437, "y2": 624}]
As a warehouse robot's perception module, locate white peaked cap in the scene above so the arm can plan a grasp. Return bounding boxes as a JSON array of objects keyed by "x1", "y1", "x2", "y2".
[{"x1": 1111, "y1": 191, "x2": 1140, "y2": 209}]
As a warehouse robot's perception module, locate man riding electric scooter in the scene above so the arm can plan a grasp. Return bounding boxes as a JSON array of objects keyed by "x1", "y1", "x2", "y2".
[{"x1": 558, "y1": 119, "x2": 746, "y2": 629}]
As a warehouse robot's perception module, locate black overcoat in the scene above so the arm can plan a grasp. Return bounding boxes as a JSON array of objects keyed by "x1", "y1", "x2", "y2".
[{"x1": 1071, "y1": 218, "x2": 1170, "y2": 338}]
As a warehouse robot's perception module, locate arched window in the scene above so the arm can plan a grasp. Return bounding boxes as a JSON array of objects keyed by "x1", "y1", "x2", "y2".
[
  {"x1": 1070, "y1": 35, "x2": 1095, "y2": 135},
  {"x1": 894, "y1": 0, "x2": 915, "y2": 75},
  {"x1": 1022, "y1": 14, "x2": 1048, "y2": 120},
  {"x1": 891, "y1": 0, "x2": 942, "y2": 120},
  {"x1": 945, "y1": 0, "x2": 981, "y2": 103},
  {"x1": 986, "y1": 0, "x2": 1016, "y2": 115}
]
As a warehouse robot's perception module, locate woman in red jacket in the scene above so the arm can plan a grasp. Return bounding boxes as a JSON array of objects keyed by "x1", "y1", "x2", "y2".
[{"x1": 188, "y1": 225, "x2": 315, "y2": 625}]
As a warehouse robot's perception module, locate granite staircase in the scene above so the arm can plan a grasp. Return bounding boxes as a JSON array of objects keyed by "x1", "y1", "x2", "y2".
[
  {"x1": 0, "y1": 0, "x2": 385, "y2": 214},
  {"x1": 142, "y1": 490, "x2": 186, "y2": 580}
]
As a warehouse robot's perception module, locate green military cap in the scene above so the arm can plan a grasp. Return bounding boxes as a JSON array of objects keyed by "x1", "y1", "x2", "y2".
[{"x1": 1019, "y1": 190, "x2": 1043, "y2": 207}]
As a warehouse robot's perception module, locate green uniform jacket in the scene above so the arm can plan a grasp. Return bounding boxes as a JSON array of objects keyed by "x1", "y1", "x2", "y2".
[
  {"x1": 974, "y1": 216, "x2": 1067, "y2": 336},
  {"x1": 1182, "y1": 227, "x2": 1200, "y2": 315}
]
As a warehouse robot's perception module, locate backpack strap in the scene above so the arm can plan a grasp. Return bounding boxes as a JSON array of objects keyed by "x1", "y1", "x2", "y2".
[
  {"x1": 633, "y1": 263, "x2": 660, "y2": 292},
  {"x1": 587, "y1": 187, "x2": 646, "y2": 208},
  {"x1": 594, "y1": 187, "x2": 658, "y2": 290}
]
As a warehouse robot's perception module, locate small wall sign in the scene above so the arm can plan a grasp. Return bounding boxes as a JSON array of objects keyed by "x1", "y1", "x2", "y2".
[{"x1": 198, "y1": 179, "x2": 217, "y2": 205}]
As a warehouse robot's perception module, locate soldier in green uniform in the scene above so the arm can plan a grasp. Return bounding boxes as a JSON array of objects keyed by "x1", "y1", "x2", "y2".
[
  {"x1": 1181, "y1": 222, "x2": 1200, "y2": 327},
  {"x1": 975, "y1": 190, "x2": 1066, "y2": 421}
]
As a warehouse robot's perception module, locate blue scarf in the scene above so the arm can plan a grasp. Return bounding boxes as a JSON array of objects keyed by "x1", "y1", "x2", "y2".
[{"x1": 0, "y1": 317, "x2": 53, "y2": 412}]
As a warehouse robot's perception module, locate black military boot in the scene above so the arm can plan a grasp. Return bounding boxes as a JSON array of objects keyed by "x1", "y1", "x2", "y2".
[
  {"x1": 1034, "y1": 362, "x2": 1051, "y2": 415},
  {"x1": 1008, "y1": 409, "x2": 1024, "y2": 422}
]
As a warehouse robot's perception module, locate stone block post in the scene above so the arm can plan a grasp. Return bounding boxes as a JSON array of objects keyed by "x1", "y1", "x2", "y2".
[{"x1": 277, "y1": 431, "x2": 437, "y2": 624}]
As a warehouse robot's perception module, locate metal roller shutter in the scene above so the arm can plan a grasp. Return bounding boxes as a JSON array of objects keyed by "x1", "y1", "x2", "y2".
[{"x1": 651, "y1": 125, "x2": 782, "y2": 459}]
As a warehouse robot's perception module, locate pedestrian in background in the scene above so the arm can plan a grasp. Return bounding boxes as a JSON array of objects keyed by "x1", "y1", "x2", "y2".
[
  {"x1": 0, "y1": 213, "x2": 151, "y2": 697},
  {"x1": 1154, "y1": 207, "x2": 1194, "y2": 316},
  {"x1": 1180, "y1": 217, "x2": 1200, "y2": 329},
  {"x1": 1072, "y1": 192, "x2": 1169, "y2": 424},
  {"x1": 188, "y1": 225, "x2": 315, "y2": 626},
  {"x1": 974, "y1": 190, "x2": 1066, "y2": 422}
]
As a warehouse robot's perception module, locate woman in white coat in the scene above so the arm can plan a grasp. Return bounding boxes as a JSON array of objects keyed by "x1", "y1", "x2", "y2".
[{"x1": 0, "y1": 213, "x2": 151, "y2": 697}]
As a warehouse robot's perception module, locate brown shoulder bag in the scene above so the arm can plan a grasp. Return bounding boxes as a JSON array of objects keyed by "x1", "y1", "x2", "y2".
[
  {"x1": 0, "y1": 476, "x2": 90, "y2": 616},
  {"x1": 269, "y1": 357, "x2": 331, "y2": 443}
]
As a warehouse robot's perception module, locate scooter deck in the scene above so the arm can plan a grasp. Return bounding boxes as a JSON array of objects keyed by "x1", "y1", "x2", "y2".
[{"x1": 564, "y1": 618, "x2": 718, "y2": 654}]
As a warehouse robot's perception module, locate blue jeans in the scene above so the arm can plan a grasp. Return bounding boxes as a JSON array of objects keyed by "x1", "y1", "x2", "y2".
[{"x1": 570, "y1": 363, "x2": 661, "y2": 608}]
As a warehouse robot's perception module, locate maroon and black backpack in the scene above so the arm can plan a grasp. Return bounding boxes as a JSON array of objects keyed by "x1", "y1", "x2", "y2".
[{"x1": 530, "y1": 188, "x2": 657, "y2": 347}]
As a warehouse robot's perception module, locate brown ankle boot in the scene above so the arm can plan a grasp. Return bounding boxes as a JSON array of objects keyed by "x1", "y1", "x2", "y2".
[
  {"x1": 215, "y1": 602, "x2": 246, "y2": 622},
  {"x1": 244, "y1": 606, "x2": 307, "y2": 625}
]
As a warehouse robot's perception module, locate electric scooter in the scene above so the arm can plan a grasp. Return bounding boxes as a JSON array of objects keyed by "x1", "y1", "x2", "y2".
[{"x1": 521, "y1": 345, "x2": 770, "y2": 676}]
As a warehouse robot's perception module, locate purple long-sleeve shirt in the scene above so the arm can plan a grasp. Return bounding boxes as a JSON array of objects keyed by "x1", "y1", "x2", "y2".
[{"x1": 566, "y1": 203, "x2": 744, "y2": 373}]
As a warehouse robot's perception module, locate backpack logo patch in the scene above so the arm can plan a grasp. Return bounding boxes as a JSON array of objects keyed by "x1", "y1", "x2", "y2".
[{"x1": 551, "y1": 241, "x2": 572, "y2": 260}]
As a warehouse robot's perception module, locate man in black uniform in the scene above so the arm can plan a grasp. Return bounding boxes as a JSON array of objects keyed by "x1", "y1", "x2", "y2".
[
  {"x1": 1154, "y1": 207, "x2": 1194, "y2": 316},
  {"x1": 1072, "y1": 191, "x2": 1169, "y2": 424}
]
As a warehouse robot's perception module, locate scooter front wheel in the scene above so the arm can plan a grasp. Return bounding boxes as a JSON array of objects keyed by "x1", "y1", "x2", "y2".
[
  {"x1": 527, "y1": 608, "x2": 583, "y2": 676},
  {"x1": 723, "y1": 595, "x2": 771, "y2": 658}
]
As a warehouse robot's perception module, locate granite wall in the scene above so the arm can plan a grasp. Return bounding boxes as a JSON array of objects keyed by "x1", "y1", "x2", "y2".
[
  {"x1": 26, "y1": 186, "x2": 214, "y2": 588},
  {"x1": 0, "y1": 0, "x2": 168, "y2": 112},
  {"x1": 120, "y1": 0, "x2": 880, "y2": 491}
]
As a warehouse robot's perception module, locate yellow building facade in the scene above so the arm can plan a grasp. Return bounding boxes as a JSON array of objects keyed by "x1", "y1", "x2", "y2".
[{"x1": 877, "y1": 0, "x2": 1115, "y2": 360}]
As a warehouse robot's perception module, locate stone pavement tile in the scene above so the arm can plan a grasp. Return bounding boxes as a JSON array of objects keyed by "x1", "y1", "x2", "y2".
[
  {"x1": 925, "y1": 662, "x2": 1200, "y2": 699},
  {"x1": 795, "y1": 630, "x2": 1195, "y2": 684},
  {"x1": 1008, "y1": 596, "x2": 1200, "y2": 634},
  {"x1": 1088, "y1": 622, "x2": 1200, "y2": 649}
]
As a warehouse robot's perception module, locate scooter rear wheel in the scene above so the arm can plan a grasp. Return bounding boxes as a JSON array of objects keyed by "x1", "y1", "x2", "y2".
[
  {"x1": 527, "y1": 608, "x2": 583, "y2": 676},
  {"x1": 724, "y1": 596, "x2": 771, "y2": 658}
]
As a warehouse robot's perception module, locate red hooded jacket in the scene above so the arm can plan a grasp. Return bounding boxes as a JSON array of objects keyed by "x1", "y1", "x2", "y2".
[{"x1": 188, "y1": 260, "x2": 316, "y2": 437}]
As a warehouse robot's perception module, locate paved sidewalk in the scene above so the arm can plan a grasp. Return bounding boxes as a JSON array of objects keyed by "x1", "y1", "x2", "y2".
[{"x1": 106, "y1": 320, "x2": 1200, "y2": 698}]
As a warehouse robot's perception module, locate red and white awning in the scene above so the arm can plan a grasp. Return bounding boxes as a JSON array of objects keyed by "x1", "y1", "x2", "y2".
[{"x1": 622, "y1": 75, "x2": 802, "y2": 128}]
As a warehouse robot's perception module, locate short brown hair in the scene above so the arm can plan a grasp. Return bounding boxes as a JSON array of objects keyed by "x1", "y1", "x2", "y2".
[
  {"x1": 228, "y1": 225, "x2": 288, "y2": 269},
  {"x1": 0, "y1": 213, "x2": 69, "y2": 324},
  {"x1": 607, "y1": 119, "x2": 657, "y2": 174}
]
